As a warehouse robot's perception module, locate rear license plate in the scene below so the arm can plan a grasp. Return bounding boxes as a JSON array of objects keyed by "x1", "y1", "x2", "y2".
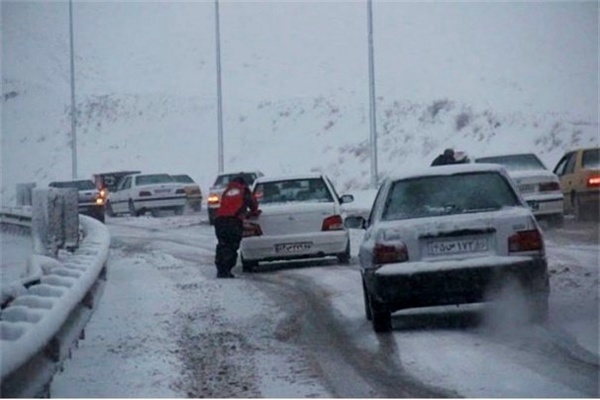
[
  {"x1": 275, "y1": 242, "x2": 312, "y2": 253},
  {"x1": 428, "y1": 238, "x2": 488, "y2": 255},
  {"x1": 155, "y1": 188, "x2": 171, "y2": 194}
]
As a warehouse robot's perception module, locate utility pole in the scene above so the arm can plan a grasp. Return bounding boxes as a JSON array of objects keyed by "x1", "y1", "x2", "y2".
[
  {"x1": 367, "y1": 0, "x2": 378, "y2": 189},
  {"x1": 69, "y1": 0, "x2": 78, "y2": 179},
  {"x1": 214, "y1": 0, "x2": 224, "y2": 173}
]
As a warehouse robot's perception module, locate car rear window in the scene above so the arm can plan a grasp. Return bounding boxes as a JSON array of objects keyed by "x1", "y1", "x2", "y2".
[
  {"x1": 254, "y1": 178, "x2": 333, "y2": 204},
  {"x1": 582, "y1": 148, "x2": 600, "y2": 169},
  {"x1": 475, "y1": 154, "x2": 546, "y2": 171},
  {"x1": 172, "y1": 175, "x2": 194, "y2": 184},
  {"x1": 382, "y1": 172, "x2": 521, "y2": 221},
  {"x1": 50, "y1": 180, "x2": 96, "y2": 190},
  {"x1": 135, "y1": 174, "x2": 173, "y2": 185}
]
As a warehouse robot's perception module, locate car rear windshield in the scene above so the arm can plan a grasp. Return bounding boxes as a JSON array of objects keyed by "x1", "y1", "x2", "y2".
[
  {"x1": 582, "y1": 148, "x2": 600, "y2": 169},
  {"x1": 213, "y1": 173, "x2": 257, "y2": 188},
  {"x1": 135, "y1": 174, "x2": 173, "y2": 186},
  {"x1": 50, "y1": 180, "x2": 96, "y2": 190},
  {"x1": 475, "y1": 154, "x2": 546, "y2": 171},
  {"x1": 254, "y1": 178, "x2": 333, "y2": 204},
  {"x1": 172, "y1": 175, "x2": 195, "y2": 184},
  {"x1": 382, "y1": 172, "x2": 521, "y2": 221}
]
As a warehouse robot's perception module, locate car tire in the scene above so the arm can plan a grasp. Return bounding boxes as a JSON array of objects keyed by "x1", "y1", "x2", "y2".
[
  {"x1": 174, "y1": 206, "x2": 184, "y2": 216},
  {"x1": 572, "y1": 193, "x2": 584, "y2": 221},
  {"x1": 150, "y1": 209, "x2": 160, "y2": 218},
  {"x1": 362, "y1": 279, "x2": 372, "y2": 321},
  {"x1": 369, "y1": 293, "x2": 392, "y2": 332},
  {"x1": 128, "y1": 200, "x2": 139, "y2": 217},
  {"x1": 106, "y1": 201, "x2": 115, "y2": 217},
  {"x1": 241, "y1": 257, "x2": 258, "y2": 272},
  {"x1": 96, "y1": 213, "x2": 105, "y2": 223},
  {"x1": 337, "y1": 241, "x2": 351, "y2": 265}
]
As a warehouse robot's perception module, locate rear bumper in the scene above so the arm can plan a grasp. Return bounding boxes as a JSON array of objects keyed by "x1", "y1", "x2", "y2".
[
  {"x1": 524, "y1": 195, "x2": 563, "y2": 217},
  {"x1": 241, "y1": 231, "x2": 348, "y2": 262},
  {"x1": 364, "y1": 256, "x2": 548, "y2": 312},
  {"x1": 136, "y1": 196, "x2": 186, "y2": 210}
]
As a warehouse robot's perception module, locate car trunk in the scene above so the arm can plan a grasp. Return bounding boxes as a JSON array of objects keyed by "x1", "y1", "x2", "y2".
[{"x1": 257, "y1": 202, "x2": 337, "y2": 236}]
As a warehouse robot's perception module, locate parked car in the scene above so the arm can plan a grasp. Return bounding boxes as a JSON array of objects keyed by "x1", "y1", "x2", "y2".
[
  {"x1": 207, "y1": 171, "x2": 264, "y2": 224},
  {"x1": 106, "y1": 173, "x2": 187, "y2": 217},
  {"x1": 48, "y1": 179, "x2": 106, "y2": 223},
  {"x1": 345, "y1": 163, "x2": 549, "y2": 333},
  {"x1": 171, "y1": 174, "x2": 203, "y2": 212},
  {"x1": 552, "y1": 147, "x2": 600, "y2": 221},
  {"x1": 240, "y1": 173, "x2": 354, "y2": 272},
  {"x1": 475, "y1": 153, "x2": 564, "y2": 227}
]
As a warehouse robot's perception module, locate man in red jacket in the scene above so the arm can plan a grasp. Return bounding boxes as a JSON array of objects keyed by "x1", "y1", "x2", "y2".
[{"x1": 214, "y1": 175, "x2": 260, "y2": 278}]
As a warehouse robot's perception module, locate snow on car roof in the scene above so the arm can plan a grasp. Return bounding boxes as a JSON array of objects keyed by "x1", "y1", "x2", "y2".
[
  {"x1": 254, "y1": 173, "x2": 324, "y2": 183},
  {"x1": 387, "y1": 163, "x2": 507, "y2": 182}
]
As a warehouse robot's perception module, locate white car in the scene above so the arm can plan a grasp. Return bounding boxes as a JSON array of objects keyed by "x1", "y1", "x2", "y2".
[
  {"x1": 240, "y1": 173, "x2": 354, "y2": 271},
  {"x1": 106, "y1": 173, "x2": 187, "y2": 217},
  {"x1": 345, "y1": 163, "x2": 549, "y2": 332},
  {"x1": 475, "y1": 153, "x2": 564, "y2": 227}
]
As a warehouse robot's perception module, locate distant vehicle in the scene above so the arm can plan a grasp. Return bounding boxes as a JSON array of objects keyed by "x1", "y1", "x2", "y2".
[
  {"x1": 207, "y1": 171, "x2": 264, "y2": 225},
  {"x1": 48, "y1": 179, "x2": 106, "y2": 223},
  {"x1": 345, "y1": 163, "x2": 549, "y2": 333},
  {"x1": 475, "y1": 153, "x2": 564, "y2": 227},
  {"x1": 171, "y1": 174, "x2": 203, "y2": 212},
  {"x1": 239, "y1": 173, "x2": 354, "y2": 272},
  {"x1": 106, "y1": 173, "x2": 187, "y2": 217},
  {"x1": 553, "y1": 147, "x2": 600, "y2": 221},
  {"x1": 93, "y1": 170, "x2": 141, "y2": 194}
]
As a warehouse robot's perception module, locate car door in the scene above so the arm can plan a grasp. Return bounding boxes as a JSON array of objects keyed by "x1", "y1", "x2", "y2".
[
  {"x1": 111, "y1": 176, "x2": 132, "y2": 214},
  {"x1": 553, "y1": 152, "x2": 576, "y2": 209}
]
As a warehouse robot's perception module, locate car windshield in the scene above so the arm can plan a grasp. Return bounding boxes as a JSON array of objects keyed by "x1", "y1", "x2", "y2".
[
  {"x1": 213, "y1": 173, "x2": 257, "y2": 188},
  {"x1": 382, "y1": 172, "x2": 520, "y2": 221},
  {"x1": 50, "y1": 180, "x2": 96, "y2": 190},
  {"x1": 135, "y1": 174, "x2": 173, "y2": 186},
  {"x1": 172, "y1": 175, "x2": 195, "y2": 184},
  {"x1": 582, "y1": 148, "x2": 600, "y2": 169},
  {"x1": 475, "y1": 154, "x2": 546, "y2": 171},
  {"x1": 254, "y1": 178, "x2": 333, "y2": 204}
]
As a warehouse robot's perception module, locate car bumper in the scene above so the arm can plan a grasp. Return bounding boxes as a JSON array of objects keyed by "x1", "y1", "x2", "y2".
[
  {"x1": 364, "y1": 255, "x2": 548, "y2": 311},
  {"x1": 136, "y1": 197, "x2": 186, "y2": 210},
  {"x1": 241, "y1": 231, "x2": 348, "y2": 262}
]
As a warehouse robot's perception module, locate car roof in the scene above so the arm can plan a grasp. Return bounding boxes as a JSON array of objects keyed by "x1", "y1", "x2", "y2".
[
  {"x1": 474, "y1": 152, "x2": 537, "y2": 160},
  {"x1": 254, "y1": 173, "x2": 325, "y2": 184},
  {"x1": 386, "y1": 163, "x2": 507, "y2": 182}
]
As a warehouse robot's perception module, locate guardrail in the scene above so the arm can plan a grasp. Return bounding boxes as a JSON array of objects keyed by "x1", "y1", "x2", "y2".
[{"x1": 0, "y1": 207, "x2": 110, "y2": 397}]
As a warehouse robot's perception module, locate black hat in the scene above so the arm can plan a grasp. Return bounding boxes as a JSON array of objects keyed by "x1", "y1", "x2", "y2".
[
  {"x1": 443, "y1": 148, "x2": 455, "y2": 157},
  {"x1": 232, "y1": 175, "x2": 247, "y2": 185}
]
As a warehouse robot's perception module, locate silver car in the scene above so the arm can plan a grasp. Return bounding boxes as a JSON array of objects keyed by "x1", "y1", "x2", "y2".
[{"x1": 346, "y1": 163, "x2": 549, "y2": 333}]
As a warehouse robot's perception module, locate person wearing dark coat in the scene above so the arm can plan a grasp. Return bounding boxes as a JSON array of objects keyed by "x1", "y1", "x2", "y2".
[
  {"x1": 431, "y1": 148, "x2": 457, "y2": 166},
  {"x1": 213, "y1": 176, "x2": 260, "y2": 278}
]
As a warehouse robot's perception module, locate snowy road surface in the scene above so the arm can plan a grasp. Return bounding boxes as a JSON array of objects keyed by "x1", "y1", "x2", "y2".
[{"x1": 50, "y1": 214, "x2": 598, "y2": 397}]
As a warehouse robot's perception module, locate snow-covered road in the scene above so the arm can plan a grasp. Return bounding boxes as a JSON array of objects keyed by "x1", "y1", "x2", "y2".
[{"x1": 50, "y1": 214, "x2": 598, "y2": 397}]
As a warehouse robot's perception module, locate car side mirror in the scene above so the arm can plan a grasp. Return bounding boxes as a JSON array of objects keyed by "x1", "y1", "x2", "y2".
[
  {"x1": 340, "y1": 194, "x2": 354, "y2": 204},
  {"x1": 344, "y1": 215, "x2": 365, "y2": 229}
]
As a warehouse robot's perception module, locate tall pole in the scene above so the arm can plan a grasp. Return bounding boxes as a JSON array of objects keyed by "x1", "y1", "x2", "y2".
[
  {"x1": 69, "y1": 0, "x2": 78, "y2": 179},
  {"x1": 214, "y1": 0, "x2": 224, "y2": 173},
  {"x1": 367, "y1": 0, "x2": 378, "y2": 189}
]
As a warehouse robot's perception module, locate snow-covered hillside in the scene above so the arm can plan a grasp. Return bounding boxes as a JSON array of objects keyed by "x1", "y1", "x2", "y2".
[{"x1": 1, "y1": 1, "x2": 598, "y2": 203}]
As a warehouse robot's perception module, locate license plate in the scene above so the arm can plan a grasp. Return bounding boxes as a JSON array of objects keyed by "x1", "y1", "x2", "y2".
[
  {"x1": 518, "y1": 184, "x2": 536, "y2": 194},
  {"x1": 155, "y1": 188, "x2": 171, "y2": 194},
  {"x1": 275, "y1": 242, "x2": 312, "y2": 253},
  {"x1": 428, "y1": 238, "x2": 488, "y2": 255}
]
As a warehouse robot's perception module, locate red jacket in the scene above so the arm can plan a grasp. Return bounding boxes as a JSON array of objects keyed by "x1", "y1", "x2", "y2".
[{"x1": 216, "y1": 181, "x2": 259, "y2": 220}]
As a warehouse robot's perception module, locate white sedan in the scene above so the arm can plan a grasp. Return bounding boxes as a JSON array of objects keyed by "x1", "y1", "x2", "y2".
[
  {"x1": 345, "y1": 163, "x2": 550, "y2": 333},
  {"x1": 106, "y1": 173, "x2": 187, "y2": 217},
  {"x1": 240, "y1": 173, "x2": 354, "y2": 271},
  {"x1": 475, "y1": 153, "x2": 564, "y2": 227}
]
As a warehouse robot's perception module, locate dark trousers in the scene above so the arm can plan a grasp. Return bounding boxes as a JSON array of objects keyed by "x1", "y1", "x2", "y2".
[{"x1": 214, "y1": 216, "x2": 243, "y2": 275}]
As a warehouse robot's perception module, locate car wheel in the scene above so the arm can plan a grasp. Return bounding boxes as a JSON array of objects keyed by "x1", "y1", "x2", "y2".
[
  {"x1": 362, "y1": 279, "x2": 372, "y2": 321},
  {"x1": 369, "y1": 295, "x2": 392, "y2": 332},
  {"x1": 128, "y1": 200, "x2": 139, "y2": 217},
  {"x1": 106, "y1": 201, "x2": 115, "y2": 217},
  {"x1": 174, "y1": 206, "x2": 184, "y2": 216},
  {"x1": 337, "y1": 241, "x2": 351, "y2": 265},
  {"x1": 241, "y1": 256, "x2": 258, "y2": 272},
  {"x1": 572, "y1": 193, "x2": 584, "y2": 221},
  {"x1": 96, "y1": 213, "x2": 105, "y2": 223},
  {"x1": 150, "y1": 209, "x2": 161, "y2": 218}
]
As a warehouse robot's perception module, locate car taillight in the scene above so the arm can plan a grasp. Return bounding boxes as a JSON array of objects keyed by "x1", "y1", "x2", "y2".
[
  {"x1": 587, "y1": 175, "x2": 600, "y2": 187},
  {"x1": 207, "y1": 194, "x2": 220, "y2": 205},
  {"x1": 139, "y1": 191, "x2": 152, "y2": 197},
  {"x1": 508, "y1": 229, "x2": 543, "y2": 252},
  {"x1": 373, "y1": 242, "x2": 409, "y2": 265},
  {"x1": 538, "y1": 182, "x2": 560, "y2": 192},
  {"x1": 243, "y1": 222, "x2": 263, "y2": 237},
  {"x1": 322, "y1": 215, "x2": 344, "y2": 231}
]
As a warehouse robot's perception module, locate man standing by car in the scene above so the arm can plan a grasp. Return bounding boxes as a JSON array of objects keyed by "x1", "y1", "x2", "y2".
[
  {"x1": 214, "y1": 176, "x2": 260, "y2": 278},
  {"x1": 431, "y1": 148, "x2": 458, "y2": 166}
]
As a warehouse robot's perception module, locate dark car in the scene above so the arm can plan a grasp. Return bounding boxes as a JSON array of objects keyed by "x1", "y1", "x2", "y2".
[
  {"x1": 345, "y1": 163, "x2": 549, "y2": 332},
  {"x1": 49, "y1": 179, "x2": 106, "y2": 223}
]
